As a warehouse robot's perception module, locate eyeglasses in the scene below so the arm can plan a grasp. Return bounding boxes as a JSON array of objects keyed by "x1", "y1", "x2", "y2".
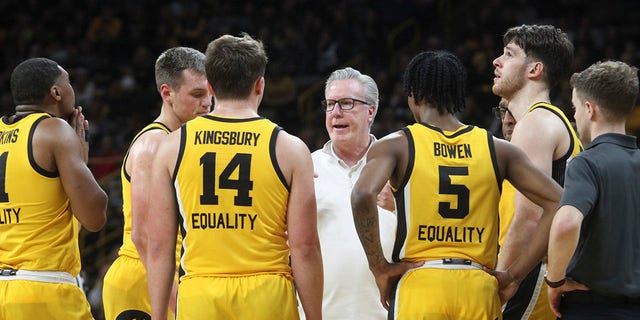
[
  {"x1": 321, "y1": 98, "x2": 370, "y2": 112},
  {"x1": 492, "y1": 106, "x2": 514, "y2": 120}
]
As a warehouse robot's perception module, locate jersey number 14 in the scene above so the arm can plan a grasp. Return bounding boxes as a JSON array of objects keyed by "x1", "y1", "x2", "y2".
[{"x1": 199, "y1": 152, "x2": 254, "y2": 206}]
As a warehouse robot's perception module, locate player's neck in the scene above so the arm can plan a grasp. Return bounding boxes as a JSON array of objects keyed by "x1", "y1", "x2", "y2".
[
  {"x1": 211, "y1": 99, "x2": 259, "y2": 118},
  {"x1": 156, "y1": 104, "x2": 183, "y2": 131},
  {"x1": 416, "y1": 108, "x2": 465, "y2": 132},
  {"x1": 507, "y1": 85, "x2": 550, "y2": 121},
  {"x1": 15, "y1": 104, "x2": 53, "y2": 116}
]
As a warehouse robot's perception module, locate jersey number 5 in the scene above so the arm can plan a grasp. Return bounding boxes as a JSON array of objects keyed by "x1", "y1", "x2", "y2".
[
  {"x1": 199, "y1": 152, "x2": 253, "y2": 206},
  {"x1": 438, "y1": 165, "x2": 469, "y2": 219}
]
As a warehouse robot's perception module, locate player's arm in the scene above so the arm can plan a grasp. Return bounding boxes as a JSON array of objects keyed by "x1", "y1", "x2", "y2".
[
  {"x1": 40, "y1": 109, "x2": 107, "y2": 231},
  {"x1": 351, "y1": 132, "x2": 422, "y2": 309},
  {"x1": 276, "y1": 131, "x2": 323, "y2": 320},
  {"x1": 130, "y1": 130, "x2": 169, "y2": 263},
  {"x1": 352, "y1": 137, "x2": 398, "y2": 271},
  {"x1": 489, "y1": 139, "x2": 562, "y2": 302},
  {"x1": 145, "y1": 131, "x2": 180, "y2": 320},
  {"x1": 497, "y1": 113, "x2": 558, "y2": 269}
]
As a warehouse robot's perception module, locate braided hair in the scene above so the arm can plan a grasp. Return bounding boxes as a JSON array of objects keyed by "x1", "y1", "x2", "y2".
[{"x1": 403, "y1": 51, "x2": 466, "y2": 115}]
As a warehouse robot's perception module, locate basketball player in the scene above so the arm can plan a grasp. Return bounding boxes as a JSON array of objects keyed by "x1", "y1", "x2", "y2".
[
  {"x1": 145, "y1": 33, "x2": 323, "y2": 319},
  {"x1": 102, "y1": 47, "x2": 211, "y2": 320},
  {"x1": 0, "y1": 57, "x2": 107, "y2": 319},
  {"x1": 351, "y1": 50, "x2": 562, "y2": 319},
  {"x1": 492, "y1": 24, "x2": 582, "y2": 320}
]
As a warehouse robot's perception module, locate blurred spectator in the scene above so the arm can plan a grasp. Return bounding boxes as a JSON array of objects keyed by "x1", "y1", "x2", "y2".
[{"x1": 0, "y1": 1, "x2": 637, "y2": 318}]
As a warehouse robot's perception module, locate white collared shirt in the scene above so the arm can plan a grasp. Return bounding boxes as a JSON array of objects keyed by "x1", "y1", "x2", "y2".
[{"x1": 299, "y1": 135, "x2": 397, "y2": 320}]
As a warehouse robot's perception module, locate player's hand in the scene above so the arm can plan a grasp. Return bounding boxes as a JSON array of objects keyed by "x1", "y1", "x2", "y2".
[
  {"x1": 483, "y1": 267, "x2": 519, "y2": 304},
  {"x1": 69, "y1": 106, "x2": 90, "y2": 163},
  {"x1": 371, "y1": 260, "x2": 424, "y2": 310},
  {"x1": 548, "y1": 278, "x2": 590, "y2": 318},
  {"x1": 377, "y1": 181, "x2": 395, "y2": 212}
]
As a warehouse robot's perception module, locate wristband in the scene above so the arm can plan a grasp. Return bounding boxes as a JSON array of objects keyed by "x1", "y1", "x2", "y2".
[{"x1": 544, "y1": 274, "x2": 566, "y2": 288}]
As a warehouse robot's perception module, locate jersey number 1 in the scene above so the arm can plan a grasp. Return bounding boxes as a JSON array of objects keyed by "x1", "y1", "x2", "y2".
[
  {"x1": 199, "y1": 152, "x2": 253, "y2": 206},
  {"x1": 0, "y1": 152, "x2": 8, "y2": 202}
]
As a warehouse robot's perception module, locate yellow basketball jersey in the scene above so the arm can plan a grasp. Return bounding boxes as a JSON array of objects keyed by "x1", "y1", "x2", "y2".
[
  {"x1": 528, "y1": 102, "x2": 583, "y2": 186},
  {"x1": 393, "y1": 123, "x2": 501, "y2": 268},
  {"x1": 118, "y1": 122, "x2": 171, "y2": 260},
  {"x1": 498, "y1": 181, "x2": 515, "y2": 248},
  {"x1": 0, "y1": 113, "x2": 80, "y2": 275},
  {"x1": 498, "y1": 102, "x2": 582, "y2": 249},
  {"x1": 174, "y1": 115, "x2": 290, "y2": 279}
]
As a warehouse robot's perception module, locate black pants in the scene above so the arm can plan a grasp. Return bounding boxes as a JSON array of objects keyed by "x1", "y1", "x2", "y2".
[{"x1": 561, "y1": 291, "x2": 640, "y2": 320}]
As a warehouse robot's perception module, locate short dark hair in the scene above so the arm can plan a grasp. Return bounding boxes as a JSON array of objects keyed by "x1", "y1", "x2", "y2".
[
  {"x1": 571, "y1": 60, "x2": 639, "y2": 120},
  {"x1": 205, "y1": 33, "x2": 268, "y2": 100},
  {"x1": 155, "y1": 47, "x2": 206, "y2": 93},
  {"x1": 10, "y1": 57, "x2": 62, "y2": 105},
  {"x1": 503, "y1": 24, "x2": 574, "y2": 88},
  {"x1": 403, "y1": 51, "x2": 466, "y2": 115}
]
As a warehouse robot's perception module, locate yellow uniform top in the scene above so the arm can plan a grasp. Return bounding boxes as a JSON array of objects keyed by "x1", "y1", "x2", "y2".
[
  {"x1": 498, "y1": 102, "x2": 583, "y2": 249},
  {"x1": 118, "y1": 122, "x2": 171, "y2": 260},
  {"x1": 174, "y1": 115, "x2": 290, "y2": 279},
  {"x1": 393, "y1": 123, "x2": 501, "y2": 268},
  {"x1": 0, "y1": 113, "x2": 80, "y2": 275},
  {"x1": 498, "y1": 181, "x2": 515, "y2": 247}
]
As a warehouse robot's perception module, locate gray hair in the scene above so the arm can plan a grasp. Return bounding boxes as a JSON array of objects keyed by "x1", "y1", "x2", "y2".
[{"x1": 325, "y1": 67, "x2": 379, "y2": 123}]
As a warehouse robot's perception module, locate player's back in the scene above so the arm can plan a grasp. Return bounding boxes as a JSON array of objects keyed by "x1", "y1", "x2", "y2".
[
  {"x1": 0, "y1": 113, "x2": 80, "y2": 275},
  {"x1": 393, "y1": 123, "x2": 501, "y2": 268},
  {"x1": 174, "y1": 115, "x2": 291, "y2": 279}
]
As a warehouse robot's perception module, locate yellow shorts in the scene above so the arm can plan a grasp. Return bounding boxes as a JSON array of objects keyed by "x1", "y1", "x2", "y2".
[
  {"x1": 503, "y1": 262, "x2": 555, "y2": 320},
  {"x1": 103, "y1": 255, "x2": 175, "y2": 320},
  {"x1": 177, "y1": 273, "x2": 298, "y2": 320},
  {"x1": 391, "y1": 267, "x2": 502, "y2": 320},
  {"x1": 0, "y1": 279, "x2": 93, "y2": 319},
  {"x1": 528, "y1": 281, "x2": 555, "y2": 320}
]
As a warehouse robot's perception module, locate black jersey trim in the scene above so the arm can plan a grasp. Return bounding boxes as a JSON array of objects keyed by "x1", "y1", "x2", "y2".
[
  {"x1": 122, "y1": 122, "x2": 171, "y2": 182},
  {"x1": 487, "y1": 132, "x2": 501, "y2": 193},
  {"x1": 269, "y1": 126, "x2": 289, "y2": 191},
  {"x1": 419, "y1": 122, "x2": 475, "y2": 138},
  {"x1": 397, "y1": 128, "x2": 414, "y2": 190},
  {"x1": 172, "y1": 124, "x2": 188, "y2": 185},
  {"x1": 391, "y1": 127, "x2": 414, "y2": 262},
  {"x1": 202, "y1": 114, "x2": 263, "y2": 123},
  {"x1": 392, "y1": 188, "x2": 407, "y2": 263},
  {"x1": 28, "y1": 114, "x2": 58, "y2": 178},
  {"x1": 530, "y1": 103, "x2": 580, "y2": 186}
]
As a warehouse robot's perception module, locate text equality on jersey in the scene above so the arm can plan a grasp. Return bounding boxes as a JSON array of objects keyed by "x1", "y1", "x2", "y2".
[
  {"x1": 0, "y1": 208, "x2": 20, "y2": 225},
  {"x1": 191, "y1": 212, "x2": 257, "y2": 230},
  {"x1": 417, "y1": 224, "x2": 485, "y2": 243}
]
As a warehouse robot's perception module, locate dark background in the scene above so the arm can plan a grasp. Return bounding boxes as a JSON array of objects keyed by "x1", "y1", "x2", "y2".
[{"x1": 1, "y1": 0, "x2": 638, "y2": 318}]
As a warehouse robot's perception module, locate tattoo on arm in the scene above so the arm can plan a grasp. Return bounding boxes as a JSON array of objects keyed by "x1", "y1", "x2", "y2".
[{"x1": 354, "y1": 209, "x2": 385, "y2": 268}]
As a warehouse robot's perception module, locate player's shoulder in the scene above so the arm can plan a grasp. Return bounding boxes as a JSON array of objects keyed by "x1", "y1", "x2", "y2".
[
  {"x1": 276, "y1": 129, "x2": 307, "y2": 149},
  {"x1": 34, "y1": 116, "x2": 76, "y2": 141}
]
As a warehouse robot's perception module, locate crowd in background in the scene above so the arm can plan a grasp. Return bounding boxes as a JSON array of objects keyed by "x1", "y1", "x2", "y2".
[{"x1": 1, "y1": 0, "x2": 639, "y2": 318}]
